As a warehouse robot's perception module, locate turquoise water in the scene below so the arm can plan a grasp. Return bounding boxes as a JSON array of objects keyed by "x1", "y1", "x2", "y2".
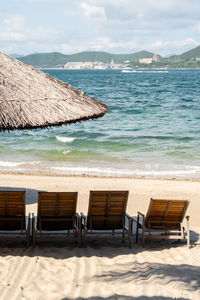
[{"x1": 0, "y1": 69, "x2": 200, "y2": 179}]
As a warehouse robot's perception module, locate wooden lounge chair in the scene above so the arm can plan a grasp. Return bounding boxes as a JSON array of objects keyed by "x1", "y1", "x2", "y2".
[
  {"x1": 136, "y1": 198, "x2": 190, "y2": 247},
  {"x1": 32, "y1": 192, "x2": 81, "y2": 245},
  {"x1": 81, "y1": 191, "x2": 132, "y2": 248},
  {"x1": 0, "y1": 191, "x2": 31, "y2": 245}
]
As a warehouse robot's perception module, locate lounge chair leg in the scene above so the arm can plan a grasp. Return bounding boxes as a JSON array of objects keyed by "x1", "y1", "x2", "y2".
[
  {"x1": 122, "y1": 231, "x2": 125, "y2": 243},
  {"x1": 186, "y1": 216, "x2": 190, "y2": 248},
  {"x1": 142, "y1": 229, "x2": 145, "y2": 247},
  {"x1": 80, "y1": 233, "x2": 82, "y2": 248},
  {"x1": 76, "y1": 216, "x2": 81, "y2": 247},
  {"x1": 136, "y1": 227, "x2": 138, "y2": 243},
  {"x1": 32, "y1": 217, "x2": 36, "y2": 247},
  {"x1": 128, "y1": 231, "x2": 132, "y2": 249},
  {"x1": 26, "y1": 230, "x2": 30, "y2": 247},
  {"x1": 136, "y1": 215, "x2": 139, "y2": 243},
  {"x1": 26, "y1": 234, "x2": 30, "y2": 247},
  {"x1": 83, "y1": 230, "x2": 86, "y2": 247},
  {"x1": 128, "y1": 217, "x2": 132, "y2": 248}
]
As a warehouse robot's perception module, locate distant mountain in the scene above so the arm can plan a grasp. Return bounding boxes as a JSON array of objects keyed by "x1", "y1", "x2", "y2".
[
  {"x1": 17, "y1": 50, "x2": 156, "y2": 68},
  {"x1": 18, "y1": 52, "x2": 68, "y2": 68},
  {"x1": 179, "y1": 45, "x2": 200, "y2": 59},
  {"x1": 17, "y1": 46, "x2": 200, "y2": 69},
  {"x1": 10, "y1": 54, "x2": 24, "y2": 58},
  {"x1": 65, "y1": 50, "x2": 155, "y2": 64},
  {"x1": 168, "y1": 45, "x2": 200, "y2": 60}
]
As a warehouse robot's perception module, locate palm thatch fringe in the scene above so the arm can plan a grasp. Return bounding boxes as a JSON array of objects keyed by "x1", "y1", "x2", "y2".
[{"x1": 0, "y1": 52, "x2": 108, "y2": 131}]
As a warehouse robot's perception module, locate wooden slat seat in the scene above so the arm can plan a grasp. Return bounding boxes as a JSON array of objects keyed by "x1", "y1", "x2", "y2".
[
  {"x1": 81, "y1": 191, "x2": 132, "y2": 248},
  {"x1": 0, "y1": 191, "x2": 30, "y2": 245},
  {"x1": 32, "y1": 192, "x2": 81, "y2": 245},
  {"x1": 136, "y1": 198, "x2": 190, "y2": 247}
]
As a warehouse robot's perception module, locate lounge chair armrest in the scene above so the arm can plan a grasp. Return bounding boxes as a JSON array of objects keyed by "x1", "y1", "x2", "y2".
[
  {"x1": 125, "y1": 213, "x2": 133, "y2": 233},
  {"x1": 137, "y1": 211, "x2": 145, "y2": 226},
  {"x1": 75, "y1": 212, "x2": 81, "y2": 219},
  {"x1": 137, "y1": 211, "x2": 145, "y2": 218},
  {"x1": 125, "y1": 213, "x2": 132, "y2": 220},
  {"x1": 80, "y1": 212, "x2": 86, "y2": 220},
  {"x1": 131, "y1": 216, "x2": 138, "y2": 223}
]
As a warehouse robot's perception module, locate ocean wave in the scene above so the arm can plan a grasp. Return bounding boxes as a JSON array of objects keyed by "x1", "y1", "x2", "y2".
[
  {"x1": 52, "y1": 166, "x2": 135, "y2": 176},
  {"x1": 0, "y1": 161, "x2": 22, "y2": 167},
  {"x1": 133, "y1": 168, "x2": 200, "y2": 177},
  {"x1": 56, "y1": 136, "x2": 75, "y2": 143},
  {"x1": 0, "y1": 159, "x2": 199, "y2": 179},
  {"x1": 52, "y1": 164, "x2": 200, "y2": 178}
]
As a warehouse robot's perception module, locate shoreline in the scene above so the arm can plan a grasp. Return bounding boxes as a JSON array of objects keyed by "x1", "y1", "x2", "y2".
[
  {"x1": 0, "y1": 169, "x2": 200, "y2": 182},
  {"x1": 40, "y1": 67, "x2": 200, "y2": 70}
]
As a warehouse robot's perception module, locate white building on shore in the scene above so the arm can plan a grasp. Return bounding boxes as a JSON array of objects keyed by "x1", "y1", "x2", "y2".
[
  {"x1": 64, "y1": 60, "x2": 127, "y2": 69},
  {"x1": 139, "y1": 53, "x2": 159, "y2": 64}
]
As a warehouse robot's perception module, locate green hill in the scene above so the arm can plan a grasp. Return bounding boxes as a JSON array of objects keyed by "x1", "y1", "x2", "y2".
[
  {"x1": 18, "y1": 50, "x2": 155, "y2": 67},
  {"x1": 168, "y1": 45, "x2": 200, "y2": 60},
  {"x1": 18, "y1": 52, "x2": 69, "y2": 67},
  {"x1": 179, "y1": 45, "x2": 200, "y2": 59},
  {"x1": 66, "y1": 50, "x2": 155, "y2": 63}
]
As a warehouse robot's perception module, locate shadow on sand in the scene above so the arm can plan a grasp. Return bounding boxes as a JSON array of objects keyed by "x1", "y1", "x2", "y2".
[{"x1": 93, "y1": 262, "x2": 200, "y2": 290}]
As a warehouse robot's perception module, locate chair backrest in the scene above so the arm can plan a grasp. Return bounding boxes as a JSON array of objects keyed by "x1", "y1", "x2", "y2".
[
  {"x1": 87, "y1": 191, "x2": 129, "y2": 230},
  {"x1": 37, "y1": 192, "x2": 78, "y2": 230},
  {"x1": 0, "y1": 191, "x2": 25, "y2": 230},
  {"x1": 145, "y1": 198, "x2": 189, "y2": 229}
]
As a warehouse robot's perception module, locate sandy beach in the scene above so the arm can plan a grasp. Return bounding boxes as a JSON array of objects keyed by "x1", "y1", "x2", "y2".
[{"x1": 0, "y1": 173, "x2": 200, "y2": 299}]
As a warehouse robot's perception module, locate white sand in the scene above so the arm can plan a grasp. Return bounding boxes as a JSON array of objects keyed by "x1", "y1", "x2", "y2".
[{"x1": 0, "y1": 174, "x2": 200, "y2": 299}]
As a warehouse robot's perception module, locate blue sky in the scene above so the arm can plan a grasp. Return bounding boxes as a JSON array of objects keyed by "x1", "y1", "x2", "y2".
[{"x1": 1, "y1": 0, "x2": 200, "y2": 56}]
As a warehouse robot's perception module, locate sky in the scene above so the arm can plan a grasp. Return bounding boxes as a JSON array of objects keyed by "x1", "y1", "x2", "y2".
[{"x1": 0, "y1": 0, "x2": 200, "y2": 56}]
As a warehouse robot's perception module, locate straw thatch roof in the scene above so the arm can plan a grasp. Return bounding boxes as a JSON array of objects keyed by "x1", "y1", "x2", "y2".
[{"x1": 0, "y1": 52, "x2": 108, "y2": 131}]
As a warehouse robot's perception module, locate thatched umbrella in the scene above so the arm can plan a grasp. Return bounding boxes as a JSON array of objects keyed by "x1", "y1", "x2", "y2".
[{"x1": 0, "y1": 52, "x2": 108, "y2": 131}]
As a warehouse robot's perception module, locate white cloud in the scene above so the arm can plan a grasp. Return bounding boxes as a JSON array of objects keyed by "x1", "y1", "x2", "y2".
[
  {"x1": 152, "y1": 38, "x2": 199, "y2": 55},
  {"x1": 195, "y1": 23, "x2": 200, "y2": 34},
  {"x1": 3, "y1": 14, "x2": 25, "y2": 29},
  {"x1": 77, "y1": 0, "x2": 200, "y2": 31},
  {"x1": 1, "y1": 1, "x2": 200, "y2": 55},
  {"x1": 80, "y1": 2, "x2": 107, "y2": 20},
  {"x1": 0, "y1": 13, "x2": 68, "y2": 55},
  {"x1": 30, "y1": 0, "x2": 65, "y2": 2},
  {"x1": 0, "y1": 14, "x2": 64, "y2": 43}
]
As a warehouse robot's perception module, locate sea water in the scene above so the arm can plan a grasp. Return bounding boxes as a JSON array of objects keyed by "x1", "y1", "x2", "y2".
[{"x1": 0, "y1": 69, "x2": 200, "y2": 179}]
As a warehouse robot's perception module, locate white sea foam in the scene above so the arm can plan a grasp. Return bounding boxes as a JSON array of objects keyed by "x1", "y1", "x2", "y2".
[
  {"x1": 0, "y1": 161, "x2": 22, "y2": 167},
  {"x1": 133, "y1": 168, "x2": 200, "y2": 177},
  {"x1": 0, "y1": 160, "x2": 48, "y2": 170},
  {"x1": 122, "y1": 70, "x2": 168, "y2": 74},
  {"x1": 121, "y1": 70, "x2": 137, "y2": 73},
  {"x1": 56, "y1": 136, "x2": 75, "y2": 143},
  {"x1": 0, "y1": 160, "x2": 199, "y2": 180},
  {"x1": 62, "y1": 150, "x2": 71, "y2": 155},
  {"x1": 52, "y1": 164, "x2": 200, "y2": 179}
]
